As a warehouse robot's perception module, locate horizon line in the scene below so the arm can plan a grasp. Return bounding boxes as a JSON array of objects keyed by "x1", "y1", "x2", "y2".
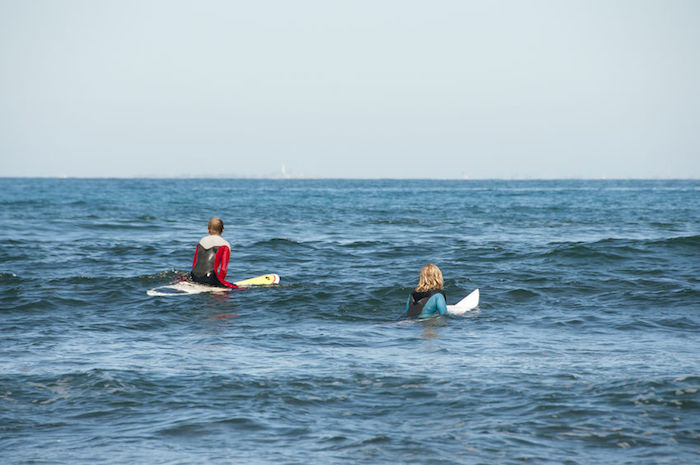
[{"x1": 1, "y1": 175, "x2": 698, "y2": 181}]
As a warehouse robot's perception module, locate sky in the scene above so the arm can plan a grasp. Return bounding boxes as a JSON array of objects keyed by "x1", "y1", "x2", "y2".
[{"x1": 1, "y1": 0, "x2": 698, "y2": 179}]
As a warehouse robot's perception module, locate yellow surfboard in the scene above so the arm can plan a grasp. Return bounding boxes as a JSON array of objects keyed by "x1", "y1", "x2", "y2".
[{"x1": 233, "y1": 274, "x2": 280, "y2": 287}]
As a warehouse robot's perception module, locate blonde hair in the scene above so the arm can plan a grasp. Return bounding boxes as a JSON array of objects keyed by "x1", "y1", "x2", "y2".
[
  {"x1": 208, "y1": 217, "x2": 224, "y2": 235},
  {"x1": 416, "y1": 264, "x2": 443, "y2": 292}
]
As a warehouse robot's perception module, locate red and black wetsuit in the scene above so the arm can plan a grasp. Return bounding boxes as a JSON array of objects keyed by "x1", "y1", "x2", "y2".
[{"x1": 190, "y1": 235, "x2": 238, "y2": 288}]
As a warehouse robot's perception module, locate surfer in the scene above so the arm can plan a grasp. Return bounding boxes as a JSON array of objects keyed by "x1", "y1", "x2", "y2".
[
  {"x1": 403, "y1": 264, "x2": 447, "y2": 318},
  {"x1": 190, "y1": 217, "x2": 240, "y2": 289}
]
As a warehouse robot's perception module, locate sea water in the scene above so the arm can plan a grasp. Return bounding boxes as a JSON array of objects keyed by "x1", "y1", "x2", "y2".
[{"x1": 1, "y1": 178, "x2": 698, "y2": 465}]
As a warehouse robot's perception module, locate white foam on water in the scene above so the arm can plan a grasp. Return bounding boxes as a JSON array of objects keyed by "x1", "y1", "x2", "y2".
[{"x1": 146, "y1": 281, "x2": 231, "y2": 296}]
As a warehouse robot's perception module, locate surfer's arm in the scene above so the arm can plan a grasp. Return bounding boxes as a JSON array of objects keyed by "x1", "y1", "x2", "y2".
[
  {"x1": 213, "y1": 246, "x2": 239, "y2": 289},
  {"x1": 192, "y1": 244, "x2": 199, "y2": 268},
  {"x1": 418, "y1": 293, "x2": 447, "y2": 318},
  {"x1": 214, "y1": 246, "x2": 230, "y2": 279},
  {"x1": 403, "y1": 295, "x2": 411, "y2": 316},
  {"x1": 435, "y1": 293, "x2": 447, "y2": 315}
]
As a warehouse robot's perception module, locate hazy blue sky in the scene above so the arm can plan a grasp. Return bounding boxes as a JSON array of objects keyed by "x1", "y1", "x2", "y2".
[{"x1": 1, "y1": 0, "x2": 698, "y2": 178}]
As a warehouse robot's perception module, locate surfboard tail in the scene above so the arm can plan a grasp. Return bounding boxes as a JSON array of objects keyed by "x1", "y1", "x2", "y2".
[{"x1": 446, "y1": 289, "x2": 479, "y2": 315}]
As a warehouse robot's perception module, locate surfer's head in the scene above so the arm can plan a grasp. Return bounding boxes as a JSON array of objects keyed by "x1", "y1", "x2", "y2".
[
  {"x1": 208, "y1": 217, "x2": 224, "y2": 235},
  {"x1": 416, "y1": 264, "x2": 443, "y2": 292}
]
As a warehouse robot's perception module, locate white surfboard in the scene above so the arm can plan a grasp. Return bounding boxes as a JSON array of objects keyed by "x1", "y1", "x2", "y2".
[
  {"x1": 147, "y1": 274, "x2": 280, "y2": 296},
  {"x1": 446, "y1": 289, "x2": 479, "y2": 315}
]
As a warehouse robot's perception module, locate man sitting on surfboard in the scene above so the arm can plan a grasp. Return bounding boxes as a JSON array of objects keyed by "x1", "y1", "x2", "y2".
[
  {"x1": 190, "y1": 217, "x2": 240, "y2": 289},
  {"x1": 404, "y1": 264, "x2": 447, "y2": 318}
]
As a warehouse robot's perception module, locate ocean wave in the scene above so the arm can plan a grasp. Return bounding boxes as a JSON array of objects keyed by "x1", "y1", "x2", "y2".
[
  {"x1": 337, "y1": 240, "x2": 385, "y2": 249},
  {"x1": 77, "y1": 222, "x2": 156, "y2": 230},
  {"x1": 615, "y1": 314, "x2": 700, "y2": 332},
  {"x1": 505, "y1": 288, "x2": 540, "y2": 300},
  {"x1": 0, "y1": 199, "x2": 47, "y2": 208},
  {"x1": 646, "y1": 234, "x2": 700, "y2": 250},
  {"x1": 46, "y1": 275, "x2": 101, "y2": 284},
  {"x1": 157, "y1": 416, "x2": 267, "y2": 437},
  {"x1": 547, "y1": 234, "x2": 699, "y2": 254},
  {"x1": 251, "y1": 238, "x2": 316, "y2": 249},
  {"x1": 544, "y1": 238, "x2": 641, "y2": 261},
  {"x1": 2, "y1": 296, "x2": 62, "y2": 313},
  {"x1": 373, "y1": 218, "x2": 422, "y2": 226},
  {"x1": 37, "y1": 270, "x2": 188, "y2": 288},
  {"x1": 136, "y1": 269, "x2": 189, "y2": 281},
  {"x1": 538, "y1": 236, "x2": 699, "y2": 273},
  {"x1": 0, "y1": 369, "x2": 144, "y2": 410}
]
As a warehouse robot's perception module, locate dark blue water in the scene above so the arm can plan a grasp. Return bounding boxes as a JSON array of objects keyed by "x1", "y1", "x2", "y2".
[{"x1": 1, "y1": 178, "x2": 698, "y2": 464}]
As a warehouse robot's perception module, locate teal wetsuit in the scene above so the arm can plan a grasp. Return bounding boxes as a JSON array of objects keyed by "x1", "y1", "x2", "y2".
[{"x1": 404, "y1": 289, "x2": 447, "y2": 319}]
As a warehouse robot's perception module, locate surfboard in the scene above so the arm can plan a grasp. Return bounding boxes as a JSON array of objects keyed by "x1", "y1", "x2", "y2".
[
  {"x1": 446, "y1": 289, "x2": 479, "y2": 315},
  {"x1": 146, "y1": 274, "x2": 280, "y2": 296}
]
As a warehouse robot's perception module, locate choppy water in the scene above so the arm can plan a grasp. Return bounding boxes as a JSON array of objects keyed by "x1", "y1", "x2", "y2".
[{"x1": 1, "y1": 178, "x2": 698, "y2": 464}]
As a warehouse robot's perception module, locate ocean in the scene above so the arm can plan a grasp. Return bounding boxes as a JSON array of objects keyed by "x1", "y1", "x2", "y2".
[{"x1": 1, "y1": 178, "x2": 698, "y2": 464}]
